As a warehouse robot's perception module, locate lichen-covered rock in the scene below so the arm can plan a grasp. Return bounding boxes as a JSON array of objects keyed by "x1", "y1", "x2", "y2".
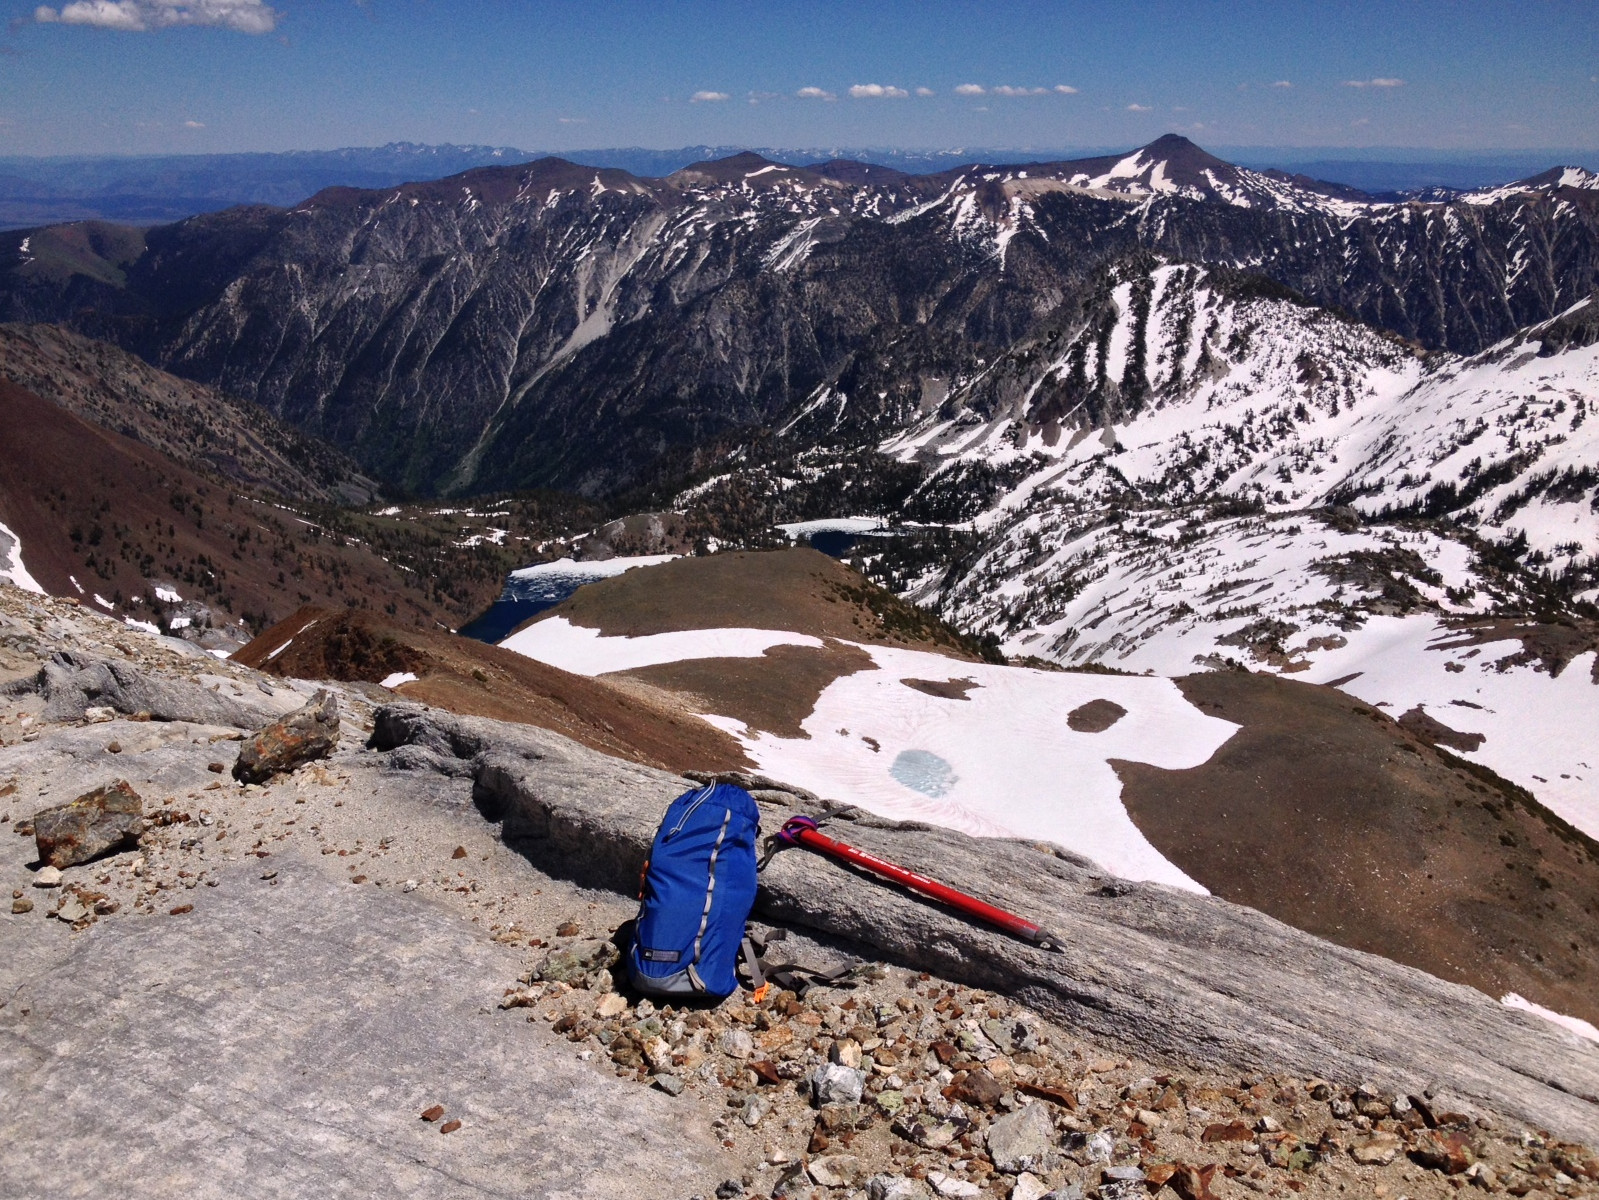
[
  {"x1": 33, "y1": 780, "x2": 143, "y2": 868},
  {"x1": 233, "y1": 690, "x2": 339, "y2": 783},
  {"x1": 532, "y1": 939, "x2": 620, "y2": 988},
  {"x1": 985, "y1": 1099, "x2": 1059, "y2": 1174}
]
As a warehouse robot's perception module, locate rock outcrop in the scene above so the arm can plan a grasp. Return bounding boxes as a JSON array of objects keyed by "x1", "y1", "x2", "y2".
[
  {"x1": 4, "y1": 650, "x2": 289, "y2": 729},
  {"x1": 371, "y1": 703, "x2": 1599, "y2": 1143}
]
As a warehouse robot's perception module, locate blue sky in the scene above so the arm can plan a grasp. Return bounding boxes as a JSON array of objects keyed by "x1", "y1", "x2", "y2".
[{"x1": 1, "y1": 1, "x2": 1595, "y2": 156}]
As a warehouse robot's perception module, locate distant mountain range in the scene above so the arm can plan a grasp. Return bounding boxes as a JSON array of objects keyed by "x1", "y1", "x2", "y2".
[
  {"x1": 4, "y1": 139, "x2": 1596, "y2": 228},
  {"x1": 4, "y1": 134, "x2": 1596, "y2": 502}
]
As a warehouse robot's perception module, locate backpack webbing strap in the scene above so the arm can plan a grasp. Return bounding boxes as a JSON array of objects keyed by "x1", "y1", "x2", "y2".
[
  {"x1": 742, "y1": 954, "x2": 860, "y2": 999},
  {"x1": 741, "y1": 936, "x2": 768, "y2": 1002}
]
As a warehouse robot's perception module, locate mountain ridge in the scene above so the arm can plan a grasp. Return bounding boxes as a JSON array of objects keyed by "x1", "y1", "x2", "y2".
[{"x1": 2, "y1": 135, "x2": 1597, "y2": 503}]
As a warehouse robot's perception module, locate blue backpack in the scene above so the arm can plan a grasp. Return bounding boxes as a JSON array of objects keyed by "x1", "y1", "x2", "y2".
[{"x1": 627, "y1": 782, "x2": 761, "y2": 1000}]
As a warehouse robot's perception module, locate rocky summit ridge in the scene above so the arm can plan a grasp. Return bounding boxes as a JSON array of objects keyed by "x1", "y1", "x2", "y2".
[{"x1": 2, "y1": 578, "x2": 1598, "y2": 1198}]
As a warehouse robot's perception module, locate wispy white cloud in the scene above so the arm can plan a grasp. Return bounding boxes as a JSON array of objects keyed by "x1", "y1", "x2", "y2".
[
  {"x1": 33, "y1": 0, "x2": 277, "y2": 33},
  {"x1": 1126, "y1": 102, "x2": 1153, "y2": 112},
  {"x1": 796, "y1": 86, "x2": 836, "y2": 101},
  {"x1": 849, "y1": 83, "x2": 908, "y2": 98},
  {"x1": 689, "y1": 90, "x2": 730, "y2": 103},
  {"x1": 1270, "y1": 80, "x2": 1293, "y2": 88},
  {"x1": 915, "y1": 86, "x2": 934, "y2": 96},
  {"x1": 557, "y1": 117, "x2": 587, "y2": 124},
  {"x1": 183, "y1": 119, "x2": 204, "y2": 128},
  {"x1": 960, "y1": 83, "x2": 1075, "y2": 97},
  {"x1": 1344, "y1": 77, "x2": 1404, "y2": 88}
]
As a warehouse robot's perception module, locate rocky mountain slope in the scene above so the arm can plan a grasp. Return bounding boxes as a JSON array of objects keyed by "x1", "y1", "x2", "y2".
[
  {"x1": 0, "y1": 378, "x2": 492, "y2": 649},
  {"x1": 0, "y1": 321, "x2": 375, "y2": 505},
  {"x1": 234, "y1": 603, "x2": 749, "y2": 773},
  {"x1": 2, "y1": 137, "x2": 1596, "y2": 497}
]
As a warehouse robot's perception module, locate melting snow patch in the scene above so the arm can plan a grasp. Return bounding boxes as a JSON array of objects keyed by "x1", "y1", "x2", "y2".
[
  {"x1": 776, "y1": 517, "x2": 888, "y2": 539},
  {"x1": 207, "y1": 649, "x2": 233, "y2": 660},
  {"x1": 379, "y1": 672, "x2": 419, "y2": 689},
  {"x1": 890, "y1": 749, "x2": 958, "y2": 798},
  {"x1": 266, "y1": 618, "x2": 318, "y2": 661},
  {"x1": 122, "y1": 618, "x2": 161, "y2": 635},
  {"x1": 154, "y1": 586, "x2": 183, "y2": 604},
  {"x1": 508, "y1": 623, "x2": 1236, "y2": 889},
  {"x1": 93, "y1": 594, "x2": 115, "y2": 611},
  {"x1": 0, "y1": 521, "x2": 45, "y2": 595},
  {"x1": 502, "y1": 618, "x2": 821, "y2": 675},
  {"x1": 169, "y1": 616, "x2": 192, "y2": 629},
  {"x1": 1501, "y1": 993, "x2": 1599, "y2": 1044},
  {"x1": 741, "y1": 644, "x2": 1232, "y2": 890}
]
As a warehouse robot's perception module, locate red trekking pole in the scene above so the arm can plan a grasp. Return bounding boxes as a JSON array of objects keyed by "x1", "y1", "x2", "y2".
[{"x1": 775, "y1": 815, "x2": 1062, "y2": 950}]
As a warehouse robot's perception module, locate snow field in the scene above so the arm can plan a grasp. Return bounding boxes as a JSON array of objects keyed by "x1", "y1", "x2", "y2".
[
  {"x1": 942, "y1": 508, "x2": 1599, "y2": 841},
  {"x1": 746, "y1": 644, "x2": 1233, "y2": 892},
  {"x1": 1304, "y1": 620, "x2": 1599, "y2": 842},
  {"x1": 500, "y1": 622, "x2": 1236, "y2": 889},
  {"x1": 776, "y1": 517, "x2": 889, "y2": 539},
  {"x1": 502, "y1": 617, "x2": 825, "y2": 675}
]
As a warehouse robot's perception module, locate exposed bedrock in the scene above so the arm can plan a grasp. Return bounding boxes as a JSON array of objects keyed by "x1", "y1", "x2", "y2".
[
  {"x1": 370, "y1": 703, "x2": 1599, "y2": 1143},
  {"x1": 3, "y1": 650, "x2": 295, "y2": 729}
]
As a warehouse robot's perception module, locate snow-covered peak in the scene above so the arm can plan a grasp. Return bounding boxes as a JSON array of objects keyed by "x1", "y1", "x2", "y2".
[
  {"x1": 1023, "y1": 135, "x2": 1377, "y2": 215},
  {"x1": 1461, "y1": 165, "x2": 1599, "y2": 205}
]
